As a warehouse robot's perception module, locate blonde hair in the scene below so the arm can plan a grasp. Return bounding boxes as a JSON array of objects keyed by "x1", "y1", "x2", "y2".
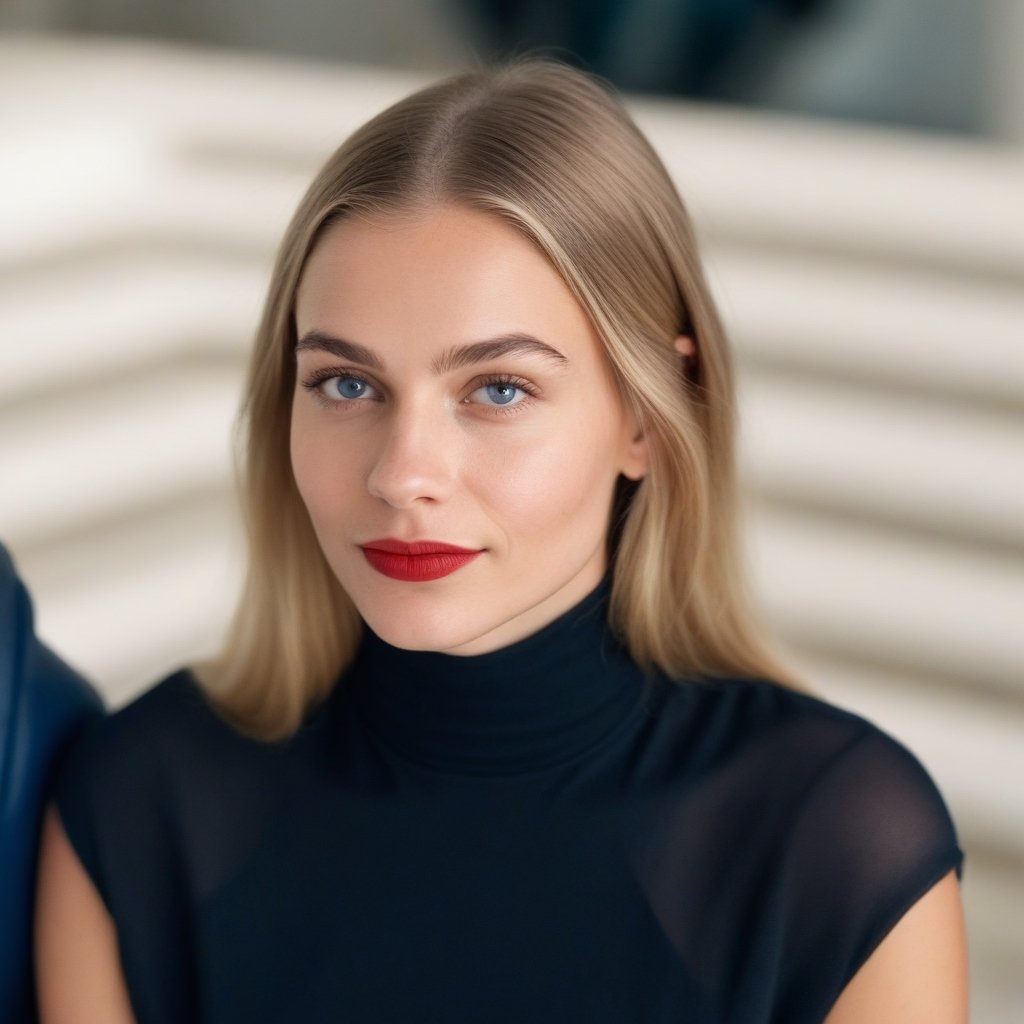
[{"x1": 195, "y1": 53, "x2": 802, "y2": 742}]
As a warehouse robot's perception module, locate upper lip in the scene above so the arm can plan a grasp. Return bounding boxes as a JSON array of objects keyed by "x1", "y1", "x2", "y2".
[{"x1": 360, "y1": 538, "x2": 482, "y2": 555}]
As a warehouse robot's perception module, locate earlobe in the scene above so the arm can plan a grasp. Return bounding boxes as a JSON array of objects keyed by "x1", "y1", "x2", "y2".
[
  {"x1": 673, "y1": 334, "x2": 696, "y2": 358},
  {"x1": 621, "y1": 425, "x2": 651, "y2": 482},
  {"x1": 673, "y1": 333, "x2": 698, "y2": 387}
]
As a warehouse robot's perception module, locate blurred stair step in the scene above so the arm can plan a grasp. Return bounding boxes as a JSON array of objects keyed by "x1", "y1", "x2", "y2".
[
  {"x1": 0, "y1": 363, "x2": 241, "y2": 544},
  {"x1": 748, "y1": 506, "x2": 1023, "y2": 698},
  {"x1": 712, "y1": 247, "x2": 1024, "y2": 409},
  {"x1": 740, "y1": 372, "x2": 1024, "y2": 548},
  {"x1": 20, "y1": 491, "x2": 243, "y2": 709},
  {"x1": 0, "y1": 256, "x2": 261, "y2": 403}
]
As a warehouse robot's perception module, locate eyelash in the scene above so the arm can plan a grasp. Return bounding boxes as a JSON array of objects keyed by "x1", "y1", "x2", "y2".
[{"x1": 299, "y1": 367, "x2": 540, "y2": 418}]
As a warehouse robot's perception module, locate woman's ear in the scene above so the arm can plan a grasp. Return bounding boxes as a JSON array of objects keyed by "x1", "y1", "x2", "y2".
[
  {"x1": 617, "y1": 333, "x2": 694, "y2": 482},
  {"x1": 674, "y1": 333, "x2": 698, "y2": 386},
  {"x1": 671, "y1": 333, "x2": 696, "y2": 370},
  {"x1": 673, "y1": 334, "x2": 696, "y2": 358},
  {"x1": 620, "y1": 408, "x2": 651, "y2": 482}
]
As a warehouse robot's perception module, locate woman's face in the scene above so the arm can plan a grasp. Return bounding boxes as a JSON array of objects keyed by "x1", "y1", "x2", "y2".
[{"x1": 291, "y1": 203, "x2": 648, "y2": 655}]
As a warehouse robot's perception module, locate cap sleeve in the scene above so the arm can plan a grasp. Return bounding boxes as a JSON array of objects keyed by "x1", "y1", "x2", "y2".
[
  {"x1": 46, "y1": 683, "x2": 201, "y2": 1023},
  {"x1": 775, "y1": 722, "x2": 965, "y2": 1021},
  {"x1": 49, "y1": 716, "x2": 125, "y2": 914}
]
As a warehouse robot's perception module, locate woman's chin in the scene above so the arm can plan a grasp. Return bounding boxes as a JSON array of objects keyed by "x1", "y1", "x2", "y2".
[{"x1": 355, "y1": 599, "x2": 486, "y2": 655}]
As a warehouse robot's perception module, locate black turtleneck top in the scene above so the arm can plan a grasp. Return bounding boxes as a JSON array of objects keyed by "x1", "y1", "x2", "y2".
[{"x1": 51, "y1": 579, "x2": 963, "y2": 1023}]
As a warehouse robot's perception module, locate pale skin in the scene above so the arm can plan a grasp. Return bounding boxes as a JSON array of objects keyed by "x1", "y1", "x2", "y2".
[
  {"x1": 290, "y1": 205, "x2": 650, "y2": 656},
  {"x1": 34, "y1": 204, "x2": 969, "y2": 1022}
]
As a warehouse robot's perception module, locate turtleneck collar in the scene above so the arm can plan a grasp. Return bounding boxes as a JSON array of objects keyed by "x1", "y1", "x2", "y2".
[{"x1": 344, "y1": 576, "x2": 653, "y2": 776}]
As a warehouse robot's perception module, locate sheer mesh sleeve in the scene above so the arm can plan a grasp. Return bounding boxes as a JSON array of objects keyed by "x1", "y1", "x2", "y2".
[
  {"x1": 772, "y1": 721, "x2": 965, "y2": 1021},
  {"x1": 626, "y1": 682, "x2": 966, "y2": 1023},
  {"x1": 48, "y1": 677, "x2": 201, "y2": 1023},
  {"x1": 49, "y1": 718, "x2": 107, "y2": 905}
]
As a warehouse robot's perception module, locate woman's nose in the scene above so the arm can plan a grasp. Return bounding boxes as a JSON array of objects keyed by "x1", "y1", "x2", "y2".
[{"x1": 365, "y1": 405, "x2": 457, "y2": 508}]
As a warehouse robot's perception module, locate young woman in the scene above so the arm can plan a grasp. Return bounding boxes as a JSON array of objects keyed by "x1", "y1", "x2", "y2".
[{"x1": 35, "y1": 55, "x2": 967, "y2": 1023}]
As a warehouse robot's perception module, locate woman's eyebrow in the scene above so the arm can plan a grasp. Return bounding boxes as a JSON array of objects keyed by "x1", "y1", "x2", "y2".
[
  {"x1": 433, "y1": 334, "x2": 569, "y2": 373},
  {"x1": 295, "y1": 332, "x2": 384, "y2": 368},
  {"x1": 295, "y1": 330, "x2": 569, "y2": 373}
]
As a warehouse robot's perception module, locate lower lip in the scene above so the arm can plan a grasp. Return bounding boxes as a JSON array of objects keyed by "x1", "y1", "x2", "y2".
[{"x1": 361, "y1": 548, "x2": 483, "y2": 582}]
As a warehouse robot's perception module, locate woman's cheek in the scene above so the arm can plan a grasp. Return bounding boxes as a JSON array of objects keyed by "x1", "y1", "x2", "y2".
[
  {"x1": 492, "y1": 437, "x2": 606, "y2": 534},
  {"x1": 291, "y1": 432, "x2": 358, "y2": 526}
]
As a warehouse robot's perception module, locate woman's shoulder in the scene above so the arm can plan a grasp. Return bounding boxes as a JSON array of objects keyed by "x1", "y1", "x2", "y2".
[
  {"x1": 655, "y1": 670, "x2": 887, "y2": 754},
  {"x1": 49, "y1": 668, "x2": 254, "y2": 819},
  {"x1": 644, "y1": 674, "x2": 965, "y2": 1021},
  {"x1": 63, "y1": 669, "x2": 220, "y2": 759},
  {"x1": 49, "y1": 669, "x2": 284, "y2": 903},
  {"x1": 651, "y1": 672, "x2": 959, "y2": 845}
]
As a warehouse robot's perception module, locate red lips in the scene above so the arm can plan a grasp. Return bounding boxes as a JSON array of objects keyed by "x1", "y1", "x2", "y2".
[{"x1": 360, "y1": 538, "x2": 483, "y2": 582}]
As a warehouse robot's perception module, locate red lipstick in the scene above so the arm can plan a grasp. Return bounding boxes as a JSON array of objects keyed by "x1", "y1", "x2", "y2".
[{"x1": 360, "y1": 539, "x2": 483, "y2": 582}]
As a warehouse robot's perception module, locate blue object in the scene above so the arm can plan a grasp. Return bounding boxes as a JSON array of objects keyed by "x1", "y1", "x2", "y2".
[{"x1": 0, "y1": 543, "x2": 105, "y2": 1024}]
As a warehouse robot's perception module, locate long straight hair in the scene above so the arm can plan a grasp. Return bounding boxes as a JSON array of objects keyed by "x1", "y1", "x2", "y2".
[{"x1": 194, "y1": 54, "x2": 801, "y2": 741}]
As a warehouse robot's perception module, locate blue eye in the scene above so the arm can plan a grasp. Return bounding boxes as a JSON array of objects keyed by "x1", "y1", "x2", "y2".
[
  {"x1": 325, "y1": 375, "x2": 376, "y2": 401},
  {"x1": 473, "y1": 382, "x2": 526, "y2": 407}
]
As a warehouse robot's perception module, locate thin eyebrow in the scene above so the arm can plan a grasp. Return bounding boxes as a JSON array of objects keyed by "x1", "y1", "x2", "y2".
[{"x1": 294, "y1": 330, "x2": 569, "y2": 374}]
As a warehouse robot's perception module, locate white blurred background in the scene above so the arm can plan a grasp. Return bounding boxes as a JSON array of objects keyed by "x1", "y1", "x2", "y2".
[{"x1": 1, "y1": 1, "x2": 1021, "y2": 1018}]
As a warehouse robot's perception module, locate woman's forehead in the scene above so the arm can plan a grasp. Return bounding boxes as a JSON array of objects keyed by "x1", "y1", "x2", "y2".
[{"x1": 295, "y1": 207, "x2": 603, "y2": 368}]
